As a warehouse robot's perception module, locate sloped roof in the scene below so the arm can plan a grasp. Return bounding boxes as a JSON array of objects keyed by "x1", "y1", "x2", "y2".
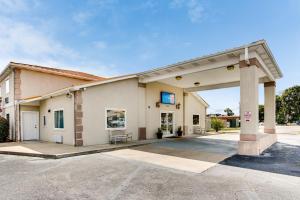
[
  {"x1": 1, "y1": 62, "x2": 105, "y2": 81},
  {"x1": 191, "y1": 92, "x2": 209, "y2": 108}
]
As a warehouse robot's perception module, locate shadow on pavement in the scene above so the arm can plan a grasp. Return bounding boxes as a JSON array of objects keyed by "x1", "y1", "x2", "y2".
[
  {"x1": 220, "y1": 142, "x2": 300, "y2": 177},
  {"x1": 133, "y1": 137, "x2": 237, "y2": 164}
]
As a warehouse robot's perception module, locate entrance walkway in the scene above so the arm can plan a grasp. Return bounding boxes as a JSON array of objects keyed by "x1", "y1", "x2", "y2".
[
  {"x1": 0, "y1": 139, "x2": 161, "y2": 159},
  {"x1": 105, "y1": 134, "x2": 238, "y2": 173}
]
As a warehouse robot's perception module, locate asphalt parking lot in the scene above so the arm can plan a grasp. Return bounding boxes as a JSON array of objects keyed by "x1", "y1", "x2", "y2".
[{"x1": 0, "y1": 127, "x2": 299, "y2": 200}]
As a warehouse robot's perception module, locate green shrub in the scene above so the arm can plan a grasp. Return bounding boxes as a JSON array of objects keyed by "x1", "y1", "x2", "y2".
[
  {"x1": 211, "y1": 117, "x2": 224, "y2": 132},
  {"x1": 0, "y1": 116, "x2": 9, "y2": 142}
]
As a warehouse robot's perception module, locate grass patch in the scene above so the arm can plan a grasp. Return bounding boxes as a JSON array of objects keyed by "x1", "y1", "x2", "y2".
[{"x1": 207, "y1": 127, "x2": 240, "y2": 133}]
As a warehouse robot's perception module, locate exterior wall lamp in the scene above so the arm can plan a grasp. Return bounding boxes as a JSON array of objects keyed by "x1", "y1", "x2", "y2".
[
  {"x1": 156, "y1": 102, "x2": 160, "y2": 108},
  {"x1": 175, "y1": 76, "x2": 182, "y2": 80},
  {"x1": 194, "y1": 82, "x2": 200, "y2": 87},
  {"x1": 227, "y1": 65, "x2": 235, "y2": 71},
  {"x1": 176, "y1": 103, "x2": 181, "y2": 109}
]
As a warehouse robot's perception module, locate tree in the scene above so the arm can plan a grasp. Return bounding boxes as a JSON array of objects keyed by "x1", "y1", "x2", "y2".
[
  {"x1": 0, "y1": 116, "x2": 9, "y2": 142},
  {"x1": 259, "y1": 105, "x2": 264, "y2": 122},
  {"x1": 224, "y1": 108, "x2": 234, "y2": 116},
  {"x1": 276, "y1": 95, "x2": 285, "y2": 124},
  {"x1": 211, "y1": 117, "x2": 224, "y2": 132},
  {"x1": 281, "y1": 85, "x2": 300, "y2": 123}
]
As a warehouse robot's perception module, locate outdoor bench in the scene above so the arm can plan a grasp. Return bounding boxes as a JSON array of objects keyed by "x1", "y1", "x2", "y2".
[{"x1": 109, "y1": 130, "x2": 133, "y2": 144}]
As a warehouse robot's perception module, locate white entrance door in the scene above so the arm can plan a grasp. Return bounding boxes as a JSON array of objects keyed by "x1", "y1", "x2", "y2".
[
  {"x1": 160, "y1": 111, "x2": 175, "y2": 137},
  {"x1": 22, "y1": 111, "x2": 39, "y2": 140}
]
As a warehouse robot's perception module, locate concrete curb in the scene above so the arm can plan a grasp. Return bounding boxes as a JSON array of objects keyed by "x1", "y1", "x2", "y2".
[{"x1": 0, "y1": 139, "x2": 165, "y2": 159}]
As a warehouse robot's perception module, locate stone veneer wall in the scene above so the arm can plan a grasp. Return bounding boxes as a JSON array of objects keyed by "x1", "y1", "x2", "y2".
[{"x1": 74, "y1": 90, "x2": 83, "y2": 146}]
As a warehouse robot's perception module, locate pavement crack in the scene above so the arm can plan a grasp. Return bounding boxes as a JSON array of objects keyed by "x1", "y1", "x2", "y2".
[{"x1": 108, "y1": 165, "x2": 143, "y2": 200}]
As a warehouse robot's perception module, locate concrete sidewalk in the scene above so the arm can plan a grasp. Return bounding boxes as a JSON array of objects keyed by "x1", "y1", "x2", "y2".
[{"x1": 0, "y1": 139, "x2": 162, "y2": 159}]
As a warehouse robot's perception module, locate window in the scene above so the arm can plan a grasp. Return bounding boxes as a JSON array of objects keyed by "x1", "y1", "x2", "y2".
[
  {"x1": 193, "y1": 115, "x2": 200, "y2": 125},
  {"x1": 105, "y1": 108, "x2": 126, "y2": 130},
  {"x1": 54, "y1": 110, "x2": 64, "y2": 129},
  {"x1": 5, "y1": 79, "x2": 9, "y2": 94},
  {"x1": 43, "y1": 116, "x2": 46, "y2": 126}
]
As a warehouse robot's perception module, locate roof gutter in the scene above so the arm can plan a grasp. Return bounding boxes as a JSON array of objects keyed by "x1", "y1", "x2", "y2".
[{"x1": 261, "y1": 42, "x2": 283, "y2": 78}]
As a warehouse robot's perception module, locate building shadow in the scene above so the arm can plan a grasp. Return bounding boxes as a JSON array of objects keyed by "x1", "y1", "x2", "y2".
[{"x1": 220, "y1": 142, "x2": 300, "y2": 177}]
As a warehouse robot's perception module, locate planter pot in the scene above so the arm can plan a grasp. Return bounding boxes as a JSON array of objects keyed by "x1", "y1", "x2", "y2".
[{"x1": 157, "y1": 133, "x2": 163, "y2": 139}]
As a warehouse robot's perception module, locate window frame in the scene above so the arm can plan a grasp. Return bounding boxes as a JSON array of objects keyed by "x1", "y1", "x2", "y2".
[
  {"x1": 5, "y1": 79, "x2": 9, "y2": 94},
  {"x1": 105, "y1": 108, "x2": 127, "y2": 130},
  {"x1": 43, "y1": 116, "x2": 46, "y2": 127},
  {"x1": 53, "y1": 109, "x2": 64, "y2": 130},
  {"x1": 192, "y1": 114, "x2": 200, "y2": 126}
]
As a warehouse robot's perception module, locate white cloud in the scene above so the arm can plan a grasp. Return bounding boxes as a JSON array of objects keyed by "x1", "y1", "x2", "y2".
[
  {"x1": 72, "y1": 11, "x2": 93, "y2": 25},
  {"x1": 0, "y1": 0, "x2": 28, "y2": 13},
  {"x1": 88, "y1": 0, "x2": 118, "y2": 8},
  {"x1": 73, "y1": 0, "x2": 118, "y2": 25},
  {"x1": 170, "y1": 0, "x2": 204, "y2": 23},
  {"x1": 0, "y1": 0, "x2": 39, "y2": 14},
  {"x1": 93, "y1": 41, "x2": 107, "y2": 49},
  {"x1": 187, "y1": 0, "x2": 204, "y2": 23},
  {"x1": 0, "y1": 0, "x2": 121, "y2": 77},
  {"x1": 0, "y1": 16, "x2": 77, "y2": 60},
  {"x1": 170, "y1": 0, "x2": 185, "y2": 8},
  {"x1": 0, "y1": 16, "x2": 118, "y2": 77}
]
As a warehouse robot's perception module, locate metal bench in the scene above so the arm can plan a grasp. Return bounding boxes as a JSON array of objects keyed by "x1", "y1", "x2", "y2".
[
  {"x1": 109, "y1": 130, "x2": 133, "y2": 144},
  {"x1": 193, "y1": 126, "x2": 206, "y2": 135}
]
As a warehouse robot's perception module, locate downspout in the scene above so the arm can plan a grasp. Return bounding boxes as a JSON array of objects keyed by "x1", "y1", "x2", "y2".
[
  {"x1": 17, "y1": 102, "x2": 20, "y2": 141},
  {"x1": 183, "y1": 92, "x2": 185, "y2": 135},
  {"x1": 73, "y1": 91, "x2": 76, "y2": 146}
]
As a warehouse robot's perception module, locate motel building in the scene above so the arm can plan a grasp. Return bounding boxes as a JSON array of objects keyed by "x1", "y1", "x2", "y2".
[{"x1": 0, "y1": 40, "x2": 282, "y2": 156}]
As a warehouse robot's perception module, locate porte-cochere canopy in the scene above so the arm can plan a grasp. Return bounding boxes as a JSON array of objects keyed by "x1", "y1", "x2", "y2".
[{"x1": 138, "y1": 40, "x2": 282, "y2": 156}]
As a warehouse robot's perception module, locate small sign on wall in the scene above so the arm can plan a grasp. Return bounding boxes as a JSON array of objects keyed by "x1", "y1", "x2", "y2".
[{"x1": 244, "y1": 111, "x2": 252, "y2": 122}]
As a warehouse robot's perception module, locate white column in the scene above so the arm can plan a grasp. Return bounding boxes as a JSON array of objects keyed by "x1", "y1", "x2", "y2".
[
  {"x1": 264, "y1": 82, "x2": 276, "y2": 134},
  {"x1": 240, "y1": 64, "x2": 259, "y2": 140}
]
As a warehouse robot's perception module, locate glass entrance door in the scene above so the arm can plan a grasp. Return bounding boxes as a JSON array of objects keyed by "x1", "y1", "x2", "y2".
[{"x1": 160, "y1": 111, "x2": 174, "y2": 136}]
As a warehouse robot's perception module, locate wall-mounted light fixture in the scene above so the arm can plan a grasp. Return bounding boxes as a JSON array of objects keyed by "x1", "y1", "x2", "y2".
[
  {"x1": 175, "y1": 76, "x2": 182, "y2": 80},
  {"x1": 194, "y1": 82, "x2": 200, "y2": 87},
  {"x1": 156, "y1": 102, "x2": 160, "y2": 108},
  {"x1": 48, "y1": 109, "x2": 51, "y2": 113},
  {"x1": 66, "y1": 92, "x2": 73, "y2": 98},
  {"x1": 176, "y1": 103, "x2": 181, "y2": 109},
  {"x1": 226, "y1": 65, "x2": 235, "y2": 71}
]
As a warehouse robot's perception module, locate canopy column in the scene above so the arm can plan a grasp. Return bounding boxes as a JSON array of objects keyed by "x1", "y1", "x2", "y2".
[
  {"x1": 238, "y1": 58, "x2": 277, "y2": 155},
  {"x1": 239, "y1": 60, "x2": 259, "y2": 139},
  {"x1": 264, "y1": 82, "x2": 276, "y2": 134}
]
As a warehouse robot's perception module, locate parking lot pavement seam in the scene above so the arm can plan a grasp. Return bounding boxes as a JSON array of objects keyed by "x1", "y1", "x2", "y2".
[{"x1": 108, "y1": 165, "x2": 143, "y2": 200}]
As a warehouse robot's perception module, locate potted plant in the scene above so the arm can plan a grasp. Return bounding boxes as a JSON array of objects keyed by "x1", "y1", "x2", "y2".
[
  {"x1": 177, "y1": 126, "x2": 183, "y2": 137},
  {"x1": 156, "y1": 128, "x2": 163, "y2": 139}
]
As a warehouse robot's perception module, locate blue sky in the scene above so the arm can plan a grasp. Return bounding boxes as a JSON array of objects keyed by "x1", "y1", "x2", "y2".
[{"x1": 0, "y1": 0, "x2": 299, "y2": 114}]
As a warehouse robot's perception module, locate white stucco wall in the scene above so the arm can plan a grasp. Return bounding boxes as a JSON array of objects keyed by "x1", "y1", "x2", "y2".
[
  {"x1": 82, "y1": 78, "x2": 139, "y2": 145},
  {"x1": 0, "y1": 71, "x2": 15, "y2": 139},
  {"x1": 184, "y1": 93, "x2": 207, "y2": 135},
  {"x1": 138, "y1": 86, "x2": 146, "y2": 128},
  {"x1": 145, "y1": 82, "x2": 184, "y2": 139},
  {"x1": 39, "y1": 94, "x2": 75, "y2": 145},
  {"x1": 20, "y1": 69, "x2": 89, "y2": 99}
]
